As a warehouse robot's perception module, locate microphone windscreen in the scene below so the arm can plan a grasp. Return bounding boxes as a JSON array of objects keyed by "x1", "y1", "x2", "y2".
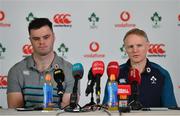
[
  {"x1": 92, "y1": 60, "x2": 104, "y2": 77},
  {"x1": 107, "y1": 61, "x2": 119, "y2": 79},
  {"x1": 88, "y1": 68, "x2": 94, "y2": 80},
  {"x1": 72, "y1": 63, "x2": 84, "y2": 79},
  {"x1": 128, "y1": 68, "x2": 141, "y2": 85},
  {"x1": 54, "y1": 68, "x2": 65, "y2": 83}
]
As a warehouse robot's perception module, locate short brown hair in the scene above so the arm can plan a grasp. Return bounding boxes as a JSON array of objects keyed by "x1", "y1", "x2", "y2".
[
  {"x1": 28, "y1": 18, "x2": 53, "y2": 34},
  {"x1": 123, "y1": 28, "x2": 149, "y2": 42}
]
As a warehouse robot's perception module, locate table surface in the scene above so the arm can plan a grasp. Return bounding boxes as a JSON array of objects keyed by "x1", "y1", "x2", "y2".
[{"x1": 0, "y1": 108, "x2": 180, "y2": 116}]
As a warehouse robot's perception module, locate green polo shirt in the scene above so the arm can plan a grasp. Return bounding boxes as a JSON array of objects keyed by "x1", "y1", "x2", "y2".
[{"x1": 7, "y1": 52, "x2": 78, "y2": 108}]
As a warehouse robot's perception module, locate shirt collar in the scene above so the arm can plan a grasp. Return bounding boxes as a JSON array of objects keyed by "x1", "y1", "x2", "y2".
[
  {"x1": 126, "y1": 58, "x2": 152, "y2": 74},
  {"x1": 27, "y1": 52, "x2": 61, "y2": 71}
]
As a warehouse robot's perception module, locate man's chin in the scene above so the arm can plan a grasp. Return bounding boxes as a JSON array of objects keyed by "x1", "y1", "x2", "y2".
[
  {"x1": 38, "y1": 52, "x2": 49, "y2": 56},
  {"x1": 131, "y1": 59, "x2": 141, "y2": 64}
]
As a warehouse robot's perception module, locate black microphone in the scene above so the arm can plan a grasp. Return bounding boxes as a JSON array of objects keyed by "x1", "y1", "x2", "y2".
[
  {"x1": 53, "y1": 65, "x2": 65, "y2": 106},
  {"x1": 85, "y1": 68, "x2": 95, "y2": 96},
  {"x1": 70, "y1": 63, "x2": 84, "y2": 109},
  {"x1": 82, "y1": 68, "x2": 96, "y2": 109}
]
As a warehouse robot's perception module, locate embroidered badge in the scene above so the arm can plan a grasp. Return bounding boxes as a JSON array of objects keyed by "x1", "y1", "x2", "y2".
[
  {"x1": 23, "y1": 70, "x2": 30, "y2": 75},
  {"x1": 150, "y1": 76, "x2": 157, "y2": 84}
]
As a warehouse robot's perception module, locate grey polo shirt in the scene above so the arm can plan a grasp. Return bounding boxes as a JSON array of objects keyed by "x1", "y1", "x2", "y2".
[{"x1": 7, "y1": 52, "x2": 79, "y2": 108}]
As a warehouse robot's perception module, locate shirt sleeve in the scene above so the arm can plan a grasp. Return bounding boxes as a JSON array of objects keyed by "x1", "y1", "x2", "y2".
[
  {"x1": 7, "y1": 65, "x2": 22, "y2": 93},
  {"x1": 161, "y1": 70, "x2": 177, "y2": 107}
]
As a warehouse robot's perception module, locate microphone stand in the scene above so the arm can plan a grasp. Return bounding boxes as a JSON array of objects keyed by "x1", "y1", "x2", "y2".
[
  {"x1": 93, "y1": 74, "x2": 108, "y2": 111},
  {"x1": 129, "y1": 81, "x2": 142, "y2": 110},
  {"x1": 82, "y1": 84, "x2": 110, "y2": 115},
  {"x1": 82, "y1": 89, "x2": 96, "y2": 110},
  {"x1": 83, "y1": 78, "x2": 96, "y2": 110},
  {"x1": 57, "y1": 83, "x2": 64, "y2": 108},
  {"x1": 63, "y1": 78, "x2": 83, "y2": 112}
]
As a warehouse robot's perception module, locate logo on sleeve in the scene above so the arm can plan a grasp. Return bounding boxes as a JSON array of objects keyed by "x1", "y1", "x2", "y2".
[{"x1": 23, "y1": 70, "x2": 30, "y2": 76}]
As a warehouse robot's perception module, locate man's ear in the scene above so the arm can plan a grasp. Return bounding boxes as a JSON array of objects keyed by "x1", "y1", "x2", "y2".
[
  {"x1": 146, "y1": 41, "x2": 150, "y2": 49},
  {"x1": 53, "y1": 32, "x2": 55, "y2": 40}
]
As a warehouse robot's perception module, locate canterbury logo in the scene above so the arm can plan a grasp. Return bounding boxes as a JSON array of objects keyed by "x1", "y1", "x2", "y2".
[
  {"x1": 23, "y1": 44, "x2": 33, "y2": 55},
  {"x1": 0, "y1": 75, "x2": 7, "y2": 87},
  {"x1": 53, "y1": 13, "x2": 71, "y2": 24},
  {"x1": 148, "y1": 44, "x2": 165, "y2": 54}
]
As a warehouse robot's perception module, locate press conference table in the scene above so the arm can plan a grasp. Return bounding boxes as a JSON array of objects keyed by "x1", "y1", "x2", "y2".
[{"x1": 0, "y1": 108, "x2": 180, "y2": 116}]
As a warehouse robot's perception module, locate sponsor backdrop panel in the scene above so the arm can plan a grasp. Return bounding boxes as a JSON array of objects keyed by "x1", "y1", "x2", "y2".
[{"x1": 0, "y1": 0, "x2": 180, "y2": 108}]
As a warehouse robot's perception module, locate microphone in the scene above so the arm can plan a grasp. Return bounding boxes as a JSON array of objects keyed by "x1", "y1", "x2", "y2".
[
  {"x1": 106, "y1": 61, "x2": 119, "y2": 111},
  {"x1": 82, "y1": 68, "x2": 96, "y2": 109},
  {"x1": 53, "y1": 65, "x2": 65, "y2": 106},
  {"x1": 92, "y1": 60, "x2": 104, "y2": 104},
  {"x1": 118, "y1": 78, "x2": 131, "y2": 112},
  {"x1": 107, "y1": 61, "x2": 119, "y2": 81},
  {"x1": 70, "y1": 63, "x2": 84, "y2": 109},
  {"x1": 85, "y1": 68, "x2": 95, "y2": 96},
  {"x1": 128, "y1": 68, "x2": 141, "y2": 85},
  {"x1": 128, "y1": 67, "x2": 142, "y2": 110}
]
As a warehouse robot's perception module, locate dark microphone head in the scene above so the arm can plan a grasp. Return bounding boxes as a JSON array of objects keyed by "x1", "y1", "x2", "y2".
[
  {"x1": 107, "y1": 61, "x2": 119, "y2": 80},
  {"x1": 88, "y1": 68, "x2": 94, "y2": 80},
  {"x1": 53, "y1": 65, "x2": 65, "y2": 101},
  {"x1": 92, "y1": 60, "x2": 105, "y2": 77},
  {"x1": 128, "y1": 68, "x2": 141, "y2": 85},
  {"x1": 85, "y1": 68, "x2": 95, "y2": 96},
  {"x1": 72, "y1": 63, "x2": 84, "y2": 79},
  {"x1": 54, "y1": 67, "x2": 65, "y2": 83}
]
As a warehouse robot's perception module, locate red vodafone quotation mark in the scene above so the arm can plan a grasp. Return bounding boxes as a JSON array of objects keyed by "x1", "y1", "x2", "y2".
[
  {"x1": 0, "y1": 10, "x2": 5, "y2": 21},
  {"x1": 23, "y1": 44, "x2": 33, "y2": 55},
  {"x1": 54, "y1": 13, "x2": 71, "y2": 24},
  {"x1": 89, "y1": 41, "x2": 99, "y2": 52},
  {"x1": 120, "y1": 11, "x2": 130, "y2": 22},
  {"x1": 0, "y1": 76, "x2": 7, "y2": 87},
  {"x1": 148, "y1": 44, "x2": 165, "y2": 54}
]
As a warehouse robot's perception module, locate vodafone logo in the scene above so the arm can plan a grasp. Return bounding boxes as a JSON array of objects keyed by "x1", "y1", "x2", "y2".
[
  {"x1": 120, "y1": 11, "x2": 130, "y2": 22},
  {"x1": 23, "y1": 44, "x2": 33, "y2": 55},
  {"x1": 148, "y1": 44, "x2": 165, "y2": 54},
  {"x1": 54, "y1": 13, "x2": 71, "y2": 24},
  {"x1": 89, "y1": 41, "x2": 99, "y2": 52},
  {"x1": 84, "y1": 41, "x2": 105, "y2": 58},
  {"x1": 0, "y1": 10, "x2": 5, "y2": 21},
  {"x1": 178, "y1": 14, "x2": 180, "y2": 21},
  {"x1": 0, "y1": 10, "x2": 11, "y2": 27},
  {"x1": 115, "y1": 11, "x2": 135, "y2": 28},
  {"x1": 0, "y1": 75, "x2": 7, "y2": 87}
]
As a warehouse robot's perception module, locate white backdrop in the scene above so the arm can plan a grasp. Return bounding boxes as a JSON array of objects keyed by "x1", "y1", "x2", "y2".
[{"x1": 0, "y1": 0, "x2": 180, "y2": 108}]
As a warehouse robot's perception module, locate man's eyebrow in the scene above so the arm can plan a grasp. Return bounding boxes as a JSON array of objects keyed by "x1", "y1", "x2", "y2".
[
  {"x1": 42, "y1": 34, "x2": 51, "y2": 38},
  {"x1": 31, "y1": 34, "x2": 50, "y2": 39},
  {"x1": 31, "y1": 36, "x2": 40, "y2": 39}
]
